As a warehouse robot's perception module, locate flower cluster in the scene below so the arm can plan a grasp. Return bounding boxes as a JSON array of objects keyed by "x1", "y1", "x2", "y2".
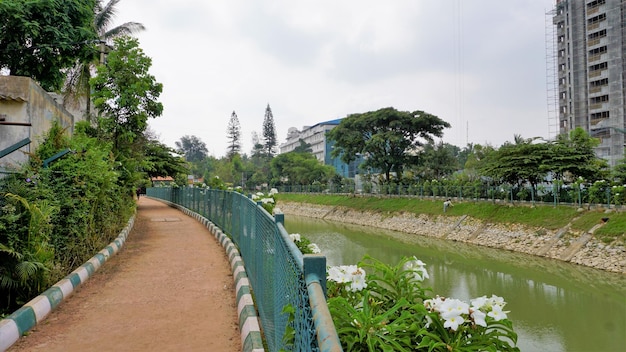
[
  {"x1": 424, "y1": 294, "x2": 509, "y2": 331},
  {"x1": 288, "y1": 233, "x2": 321, "y2": 254},
  {"x1": 252, "y1": 192, "x2": 275, "y2": 204},
  {"x1": 327, "y1": 265, "x2": 368, "y2": 292}
]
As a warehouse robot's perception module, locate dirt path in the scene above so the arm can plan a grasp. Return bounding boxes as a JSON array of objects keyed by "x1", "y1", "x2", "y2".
[{"x1": 8, "y1": 198, "x2": 242, "y2": 352}]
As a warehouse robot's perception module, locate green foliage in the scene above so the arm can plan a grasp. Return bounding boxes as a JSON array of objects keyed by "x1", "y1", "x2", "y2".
[
  {"x1": 327, "y1": 256, "x2": 519, "y2": 351},
  {"x1": 271, "y1": 152, "x2": 336, "y2": 186},
  {"x1": 0, "y1": 192, "x2": 56, "y2": 310},
  {"x1": 0, "y1": 122, "x2": 135, "y2": 313},
  {"x1": 0, "y1": 0, "x2": 98, "y2": 91},
  {"x1": 175, "y1": 135, "x2": 208, "y2": 163},
  {"x1": 226, "y1": 111, "x2": 242, "y2": 159},
  {"x1": 91, "y1": 35, "x2": 163, "y2": 191},
  {"x1": 327, "y1": 107, "x2": 451, "y2": 183},
  {"x1": 142, "y1": 138, "x2": 189, "y2": 179},
  {"x1": 262, "y1": 104, "x2": 278, "y2": 157}
]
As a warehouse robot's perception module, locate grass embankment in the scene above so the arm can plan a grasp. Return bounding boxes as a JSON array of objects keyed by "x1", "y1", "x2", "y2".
[{"x1": 275, "y1": 193, "x2": 625, "y2": 245}]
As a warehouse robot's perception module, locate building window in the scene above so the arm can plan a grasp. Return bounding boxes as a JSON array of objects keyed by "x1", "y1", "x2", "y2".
[
  {"x1": 590, "y1": 111, "x2": 610, "y2": 119},
  {"x1": 587, "y1": 13, "x2": 606, "y2": 25},
  {"x1": 588, "y1": 46, "x2": 607, "y2": 56},
  {"x1": 588, "y1": 29, "x2": 606, "y2": 40},
  {"x1": 590, "y1": 95, "x2": 609, "y2": 104},
  {"x1": 589, "y1": 62, "x2": 608, "y2": 72},
  {"x1": 590, "y1": 78, "x2": 609, "y2": 87},
  {"x1": 586, "y1": 0, "x2": 606, "y2": 9}
]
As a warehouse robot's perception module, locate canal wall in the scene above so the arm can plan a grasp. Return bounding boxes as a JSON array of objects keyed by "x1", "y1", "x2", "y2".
[{"x1": 276, "y1": 201, "x2": 625, "y2": 274}]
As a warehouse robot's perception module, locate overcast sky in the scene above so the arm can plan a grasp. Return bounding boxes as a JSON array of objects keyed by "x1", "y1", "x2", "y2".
[{"x1": 115, "y1": 0, "x2": 557, "y2": 158}]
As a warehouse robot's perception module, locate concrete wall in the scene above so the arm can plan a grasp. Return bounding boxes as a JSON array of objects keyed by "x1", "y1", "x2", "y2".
[{"x1": 0, "y1": 76, "x2": 74, "y2": 171}]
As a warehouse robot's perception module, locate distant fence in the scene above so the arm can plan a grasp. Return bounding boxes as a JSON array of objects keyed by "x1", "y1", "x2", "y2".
[
  {"x1": 276, "y1": 181, "x2": 624, "y2": 209},
  {"x1": 147, "y1": 187, "x2": 341, "y2": 352}
]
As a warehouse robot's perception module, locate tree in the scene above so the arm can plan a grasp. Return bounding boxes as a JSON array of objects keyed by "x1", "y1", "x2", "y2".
[
  {"x1": 479, "y1": 137, "x2": 549, "y2": 189},
  {"x1": 250, "y1": 131, "x2": 265, "y2": 159},
  {"x1": 262, "y1": 104, "x2": 278, "y2": 157},
  {"x1": 90, "y1": 36, "x2": 163, "y2": 190},
  {"x1": 0, "y1": 0, "x2": 98, "y2": 91},
  {"x1": 271, "y1": 152, "x2": 336, "y2": 185},
  {"x1": 175, "y1": 135, "x2": 208, "y2": 163},
  {"x1": 63, "y1": 0, "x2": 146, "y2": 119},
  {"x1": 327, "y1": 107, "x2": 451, "y2": 183},
  {"x1": 541, "y1": 127, "x2": 608, "y2": 182},
  {"x1": 142, "y1": 139, "x2": 188, "y2": 179},
  {"x1": 415, "y1": 141, "x2": 459, "y2": 180},
  {"x1": 293, "y1": 139, "x2": 313, "y2": 154},
  {"x1": 226, "y1": 111, "x2": 242, "y2": 159}
]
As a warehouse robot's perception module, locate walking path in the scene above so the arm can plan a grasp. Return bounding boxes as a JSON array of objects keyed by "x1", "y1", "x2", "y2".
[{"x1": 7, "y1": 197, "x2": 242, "y2": 352}]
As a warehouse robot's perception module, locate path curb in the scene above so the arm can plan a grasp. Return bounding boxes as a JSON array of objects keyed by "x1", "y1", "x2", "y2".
[
  {"x1": 0, "y1": 216, "x2": 135, "y2": 352},
  {"x1": 159, "y1": 199, "x2": 265, "y2": 352}
]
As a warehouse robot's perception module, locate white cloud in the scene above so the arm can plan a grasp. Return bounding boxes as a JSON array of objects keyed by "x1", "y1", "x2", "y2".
[{"x1": 115, "y1": 0, "x2": 556, "y2": 157}]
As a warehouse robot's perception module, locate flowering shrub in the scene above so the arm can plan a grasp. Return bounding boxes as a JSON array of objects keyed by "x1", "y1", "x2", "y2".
[
  {"x1": 251, "y1": 191, "x2": 276, "y2": 214},
  {"x1": 288, "y1": 233, "x2": 321, "y2": 254},
  {"x1": 326, "y1": 255, "x2": 519, "y2": 351}
]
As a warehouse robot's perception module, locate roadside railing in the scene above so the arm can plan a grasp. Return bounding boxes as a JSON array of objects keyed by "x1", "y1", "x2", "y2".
[{"x1": 147, "y1": 187, "x2": 342, "y2": 352}]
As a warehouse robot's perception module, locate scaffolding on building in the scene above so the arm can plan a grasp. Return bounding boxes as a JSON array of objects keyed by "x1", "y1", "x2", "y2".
[{"x1": 545, "y1": 8, "x2": 559, "y2": 140}]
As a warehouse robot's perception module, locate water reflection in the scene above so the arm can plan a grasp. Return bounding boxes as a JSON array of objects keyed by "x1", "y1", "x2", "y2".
[{"x1": 285, "y1": 215, "x2": 626, "y2": 352}]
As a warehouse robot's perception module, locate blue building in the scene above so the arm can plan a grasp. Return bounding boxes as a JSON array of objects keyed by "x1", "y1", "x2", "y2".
[{"x1": 279, "y1": 118, "x2": 363, "y2": 178}]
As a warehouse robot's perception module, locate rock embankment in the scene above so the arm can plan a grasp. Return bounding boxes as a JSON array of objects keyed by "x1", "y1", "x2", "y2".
[{"x1": 277, "y1": 201, "x2": 625, "y2": 274}]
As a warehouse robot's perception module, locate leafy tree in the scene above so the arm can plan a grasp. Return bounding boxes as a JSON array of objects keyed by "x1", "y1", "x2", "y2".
[
  {"x1": 0, "y1": 0, "x2": 98, "y2": 91},
  {"x1": 327, "y1": 107, "x2": 450, "y2": 183},
  {"x1": 175, "y1": 135, "x2": 208, "y2": 163},
  {"x1": 541, "y1": 127, "x2": 608, "y2": 183},
  {"x1": 262, "y1": 104, "x2": 278, "y2": 157},
  {"x1": 293, "y1": 139, "x2": 313, "y2": 154},
  {"x1": 479, "y1": 136, "x2": 549, "y2": 189},
  {"x1": 90, "y1": 36, "x2": 163, "y2": 191},
  {"x1": 612, "y1": 156, "x2": 626, "y2": 184},
  {"x1": 63, "y1": 0, "x2": 145, "y2": 119},
  {"x1": 271, "y1": 152, "x2": 336, "y2": 185},
  {"x1": 415, "y1": 141, "x2": 459, "y2": 180},
  {"x1": 142, "y1": 138, "x2": 188, "y2": 179},
  {"x1": 226, "y1": 111, "x2": 242, "y2": 159}
]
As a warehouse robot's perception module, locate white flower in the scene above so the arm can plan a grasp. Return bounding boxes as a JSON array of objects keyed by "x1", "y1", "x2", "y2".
[
  {"x1": 348, "y1": 267, "x2": 367, "y2": 292},
  {"x1": 261, "y1": 197, "x2": 274, "y2": 204},
  {"x1": 307, "y1": 243, "x2": 321, "y2": 254},
  {"x1": 443, "y1": 315, "x2": 465, "y2": 331},
  {"x1": 289, "y1": 233, "x2": 301, "y2": 242},
  {"x1": 424, "y1": 296, "x2": 445, "y2": 311},
  {"x1": 438, "y1": 298, "x2": 469, "y2": 320},
  {"x1": 269, "y1": 188, "x2": 278, "y2": 195},
  {"x1": 470, "y1": 296, "x2": 488, "y2": 309},
  {"x1": 327, "y1": 266, "x2": 351, "y2": 283},
  {"x1": 403, "y1": 257, "x2": 429, "y2": 281},
  {"x1": 487, "y1": 294, "x2": 506, "y2": 308},
  {"x1": 471, "y1": 309, "x2": 487, "y2": 327},
  {"x1": 487, "y1": 305, "x2": 508, "y2": 321}
]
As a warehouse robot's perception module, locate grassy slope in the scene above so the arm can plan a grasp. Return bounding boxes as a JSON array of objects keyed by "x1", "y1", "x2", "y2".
[{"x1": 275, "y1": 194, "x2": 625, "y2": 245}]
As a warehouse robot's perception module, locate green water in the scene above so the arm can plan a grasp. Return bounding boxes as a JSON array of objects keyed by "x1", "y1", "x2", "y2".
[{"x1": 284, "y1": 216, "x2": 626, "y2": 352}]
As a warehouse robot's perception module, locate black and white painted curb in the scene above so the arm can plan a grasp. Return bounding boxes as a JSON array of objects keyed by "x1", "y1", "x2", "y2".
[
  {"x1": 154, "y1": 200, "x2": 265, "y2": 352},
  {"x1": 0, "y1": 216, "x2": 135, "y2": 352}
]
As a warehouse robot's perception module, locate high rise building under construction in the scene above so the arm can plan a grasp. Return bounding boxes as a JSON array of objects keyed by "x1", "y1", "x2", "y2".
[{"x1": 546, "y1": 0, "x2": 625, "y2": 167}]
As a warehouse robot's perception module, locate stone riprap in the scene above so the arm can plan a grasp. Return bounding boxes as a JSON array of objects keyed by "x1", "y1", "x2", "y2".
[{"x1": 277, "y1": 202, "x2": 625, "y2": 274}]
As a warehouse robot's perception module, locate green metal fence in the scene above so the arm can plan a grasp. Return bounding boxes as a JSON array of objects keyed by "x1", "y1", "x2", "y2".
[
  {"x1": 277, "y1": 181, "x2": 625, "y2": 209},
  {"x1": 147, "y1": 187, "x2": 341, "y2": 352}
]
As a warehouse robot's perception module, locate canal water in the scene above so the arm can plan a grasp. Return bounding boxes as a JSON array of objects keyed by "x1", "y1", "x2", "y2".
[{"x1": 284, "y1": 215, "x2": 626, "y2": 352}]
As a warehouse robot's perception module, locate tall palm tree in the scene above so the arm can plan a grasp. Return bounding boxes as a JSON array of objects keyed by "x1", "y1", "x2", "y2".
[{"x1": 63, "y1": 0, "x2": 145, "y2": 121}]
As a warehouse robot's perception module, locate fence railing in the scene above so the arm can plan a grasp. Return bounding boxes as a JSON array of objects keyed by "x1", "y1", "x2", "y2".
[
  {"x1": 146, "y1": 187, "x2": 342, "y2": 352},
  {"x1": 276, "y1": 181, "x2": 624, "y2": 209}
]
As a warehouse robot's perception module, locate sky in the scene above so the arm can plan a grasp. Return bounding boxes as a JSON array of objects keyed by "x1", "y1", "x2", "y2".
[{"x1": 115, "y1": 0, "x2": 558, "y2": 158}]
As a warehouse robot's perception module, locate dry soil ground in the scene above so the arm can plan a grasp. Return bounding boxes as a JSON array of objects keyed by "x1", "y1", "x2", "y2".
[{"x1": 8, "y1": 197, "x2": 241, "y2": 352}]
